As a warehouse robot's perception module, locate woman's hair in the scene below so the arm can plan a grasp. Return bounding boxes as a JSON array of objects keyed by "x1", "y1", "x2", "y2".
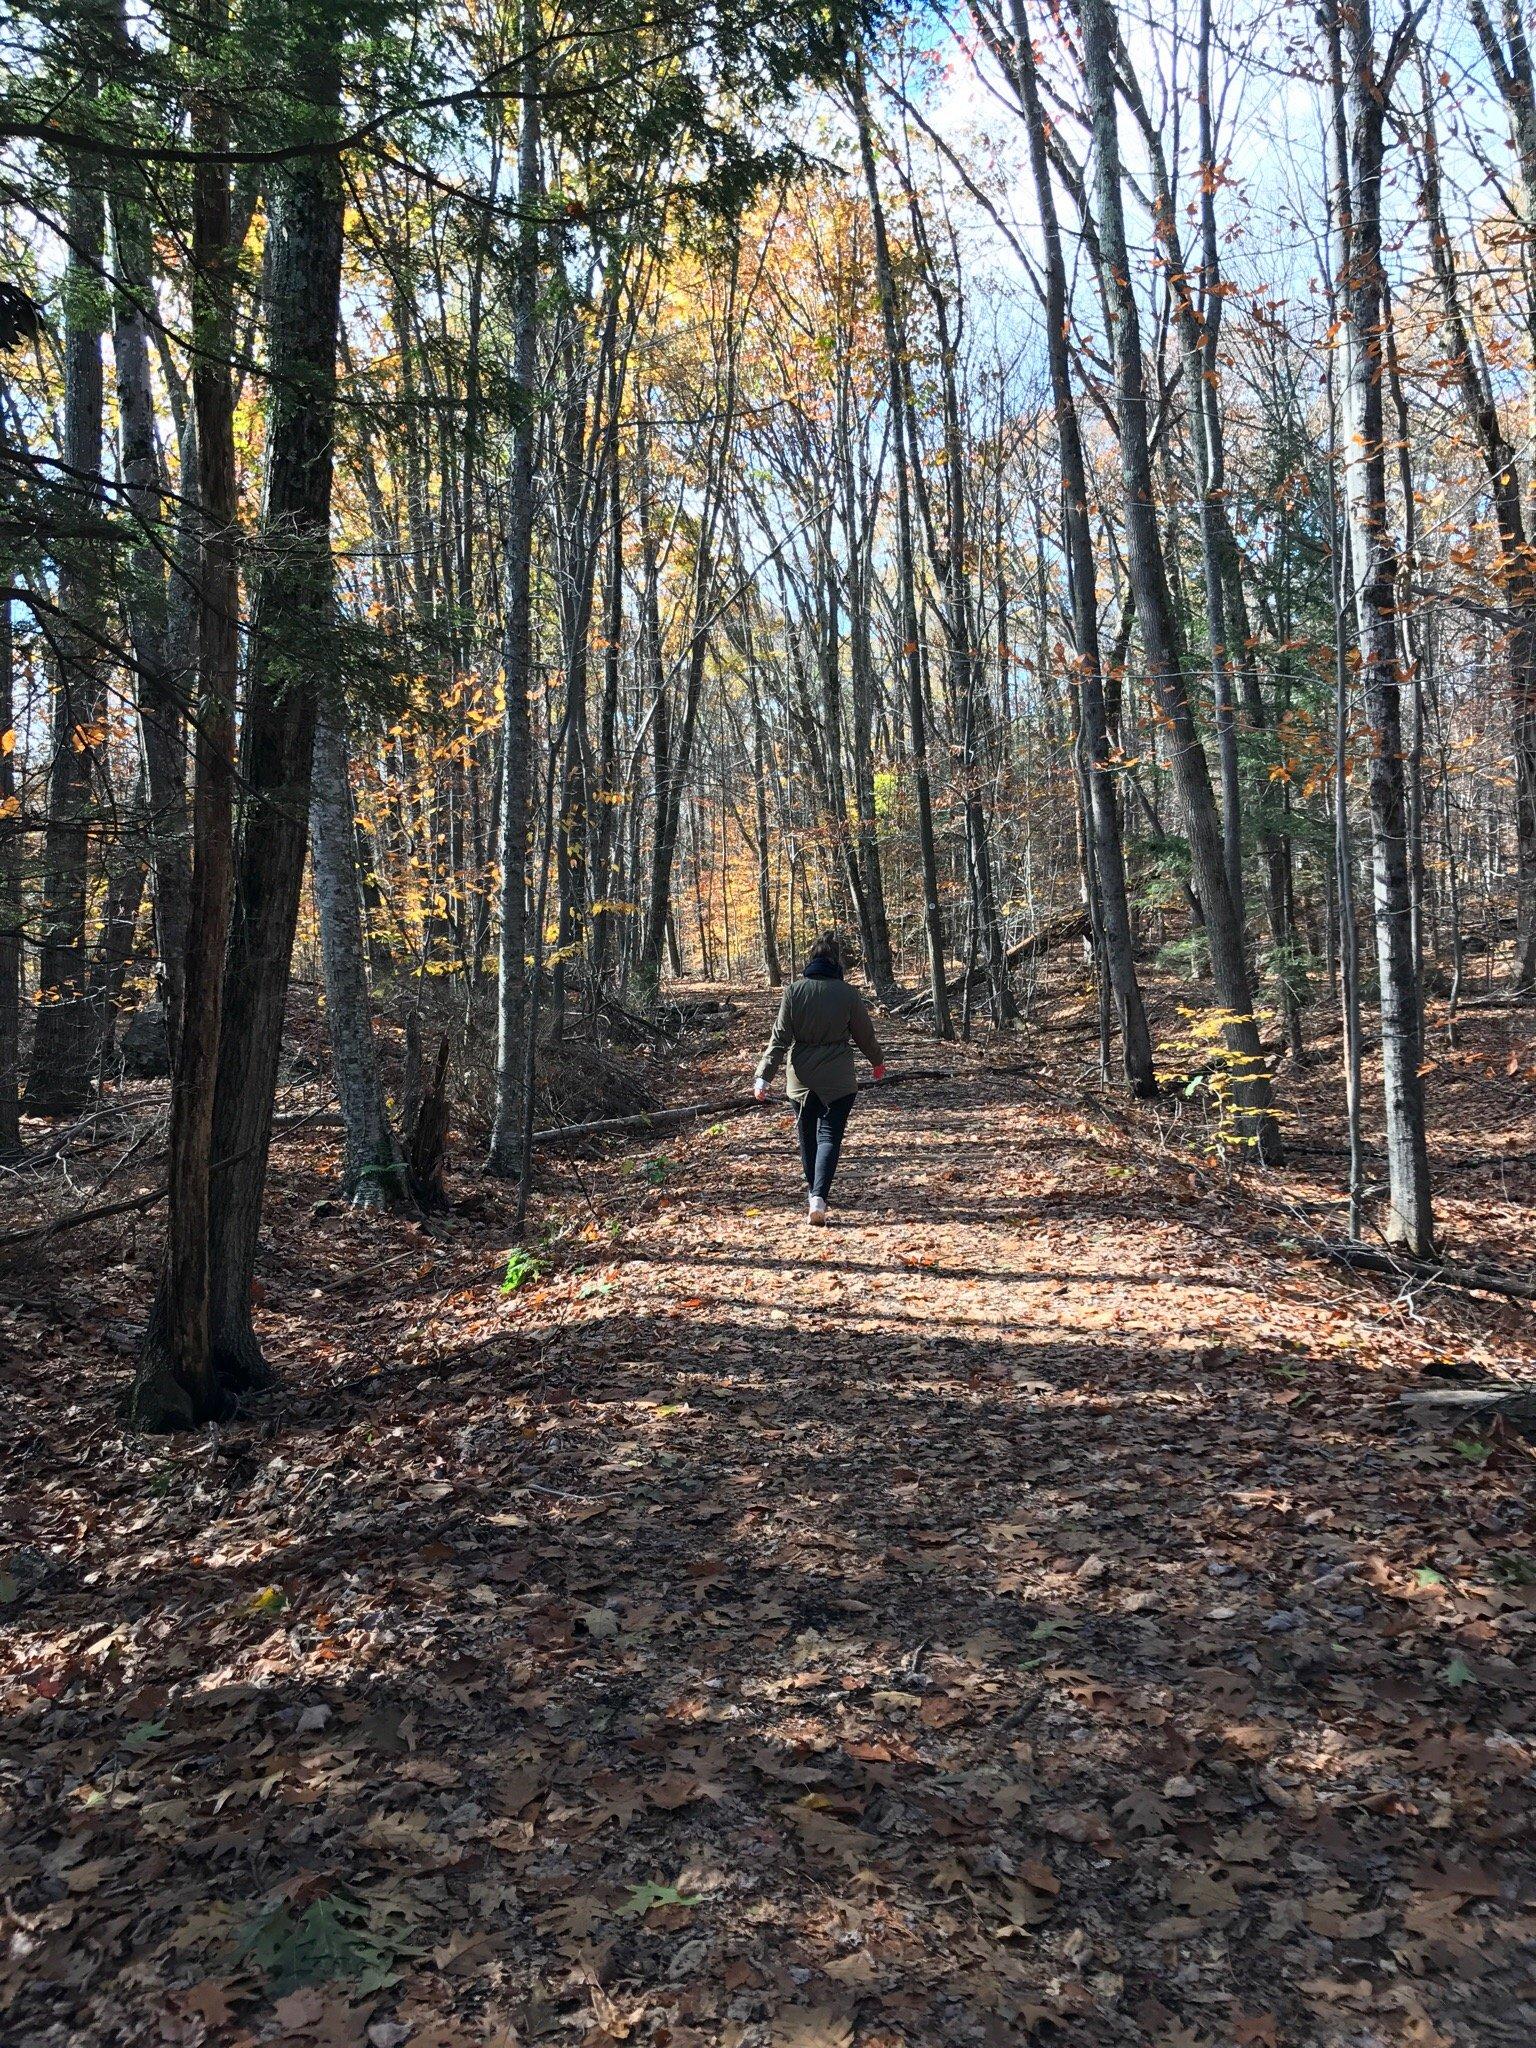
[{"x1": 805, "y1": 930, "x2": 845, "y2": 973}]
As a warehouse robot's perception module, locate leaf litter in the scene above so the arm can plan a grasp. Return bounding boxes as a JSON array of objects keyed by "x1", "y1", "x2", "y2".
[{"x1": 1, "y1": 986, "x2": 1534, "y2": 2046}]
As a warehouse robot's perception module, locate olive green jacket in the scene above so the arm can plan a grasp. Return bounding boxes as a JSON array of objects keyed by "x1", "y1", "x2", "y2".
[{"x1": 754, "y1": 974, "x2": 884, "y2": 1105}]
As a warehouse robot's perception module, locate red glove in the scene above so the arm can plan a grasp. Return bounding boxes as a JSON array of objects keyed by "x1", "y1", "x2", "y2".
[{"x1": 871, "y1": 1063, "x2": 887, "y2": 1082}]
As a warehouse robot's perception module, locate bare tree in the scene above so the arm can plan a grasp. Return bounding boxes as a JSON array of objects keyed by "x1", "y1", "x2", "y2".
[
  {"x1": 131, "y1": 0, "x2": 240, "y2": 1427},
  {"x1": 1326, "y1": 0, "x2": 1434, "y2": 1252},
  {"x1": 1076, "y1": 0, "x2": 1278, "y2": 1154}
]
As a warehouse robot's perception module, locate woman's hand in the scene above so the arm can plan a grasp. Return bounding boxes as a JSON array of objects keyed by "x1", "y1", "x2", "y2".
[
  {"x1": 753, "y1": 1078, "x2": 768, "y2": 1103},
  {"x1": 871, "y1": 1063, "x2": 886, "y2": 1082}
]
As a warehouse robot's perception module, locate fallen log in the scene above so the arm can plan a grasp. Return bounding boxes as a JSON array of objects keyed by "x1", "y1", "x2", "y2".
[
  {"x1": 891, "y1": 910, "x2": 1090, "y2": 1016},
  {"x1": 531, "y1": 1068, "x2": 952, "y2": 1148},
  {"x1": 1324, "y1": 1241, "x2": 1536, "y2": 1304},
  {"x1": 1399, "y1": 1384, "x2": 1536, "y2": 1434}
]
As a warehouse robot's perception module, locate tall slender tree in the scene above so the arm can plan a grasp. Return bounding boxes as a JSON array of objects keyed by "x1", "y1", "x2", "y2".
[
  {"x1": 488, "y1": 3, "x2": 542, "y2": 1175},
  {"x1": 131, "y1": 0, "x2": 241, "y2": 1427},
  {"x1": 1326, "y1": 0, "x2": 1434, "y2": 1252},
  {"x1": 1004, "y1": 0, "x2": 1154, "y2": 1093},
  {"x1": 1075, "y1": 0, "x2": 1277, "y2": 1152},
  {"x1": 854, "y1": 60, "x2": 952, "y2": 1035},
  {"x1": 205, "y1": 1, "x2": 347, "y2": 1385},
  {"x1": 25, "y1": 109, "x2": 106, "y2": 1113}
]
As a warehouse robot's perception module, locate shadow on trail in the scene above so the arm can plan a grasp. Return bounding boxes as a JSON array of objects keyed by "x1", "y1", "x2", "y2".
[
  {"x1": 12, "y1": 1025, "x2": 1534, "y2": 2048},
  {"x1": 9, "y1": 1291, "x2": 1530, "y2": 2047},
  {"x1": 634, "y1": 1243, "x2": 1253, "y2": 1290}
]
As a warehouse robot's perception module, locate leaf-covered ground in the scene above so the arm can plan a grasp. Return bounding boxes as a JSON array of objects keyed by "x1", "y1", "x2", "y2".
[{"x1": 3, "y1": 985, "x2": 1535, "y2": 2048}]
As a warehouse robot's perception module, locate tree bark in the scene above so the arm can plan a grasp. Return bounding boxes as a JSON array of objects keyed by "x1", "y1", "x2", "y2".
[
  {"x1": 487, "y1": 17, "x2": 540, "y2": 1173},
  {"x1": 636, "y1": 267, "x2": 738, "y2": 994},
  {"x1": 910, "y1": 197, "x2": 1015, "y2": 1024},
  {"x1": 834, "y1": 351, "x2": 899, "y2": 1001},
  {"x1": 1133, "y1": 2, "x2": 1240, "y2": 916},
  {"x1": 853, "y1": 61, "x2": 952, "y2": 1035},
  {"x1": 1416, "y1": 44, "x2": 1536, "y2": 993},
  {"x1": 89, "y1": 767, "x2": 149, "y2": 1063},
  {"x1": 0, "y1": 599, "x2": 20, "y2": 1155},
  {"x1": 589, "y1": 376, "x2": 625, "y2": 994},
  {"x1": 26, "y1": 129, "x2": 106, "y2": 1114},
  {"x1": 311, "y1": 707, "x2": 407, "y2": 1205},
  {"x1": 745, "y1": 657, "x2": 782, "y2": 985},
  {"x1": 107, "y1": 8, "x2": 191, "y2": 1048},
  {"x1": 1466, "y1": 0, "x2": 1536, "y2": 984},
  {"x1": 1076, "y1": 0, "x2": 1277, "y2": 1148},
  {"x1": 1327, "y1": 0, "x2": 1434, "y2": 1251},
  {"x1": 131, "y1": 2, "x2": 240, "y2": 1429},
  {"x1": 1005, "y1": 0, "x2": 1155, "y2": 1093},
  {"x1": 206, "y1": 34, "x2": 346, "y2": 1384}
]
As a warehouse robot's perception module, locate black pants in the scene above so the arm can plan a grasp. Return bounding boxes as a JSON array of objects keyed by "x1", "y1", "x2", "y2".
[{"x1": 796, "y1": 1089, "x2": 855, "y2": 1200}]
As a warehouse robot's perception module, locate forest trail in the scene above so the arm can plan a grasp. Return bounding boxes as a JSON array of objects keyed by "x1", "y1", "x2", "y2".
[{"x1": 4, "y1": 997, "x2": 1536, "y2": 2047}]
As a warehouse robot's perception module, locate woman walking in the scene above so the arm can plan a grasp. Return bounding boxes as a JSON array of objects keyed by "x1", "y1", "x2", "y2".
[{"x1": 753, "y1": 932, "x2": 885, "y2": 1224}]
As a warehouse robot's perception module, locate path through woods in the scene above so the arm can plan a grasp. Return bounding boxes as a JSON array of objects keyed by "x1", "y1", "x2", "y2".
[{"x1": 3, "y1": 995, "x2": 1535, "y2": 2047}]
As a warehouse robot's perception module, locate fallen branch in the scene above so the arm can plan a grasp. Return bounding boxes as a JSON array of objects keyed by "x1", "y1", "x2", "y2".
[
  {"x1": 891, "y1": 911, "x2": 1090, "y2": 1016},
  {"x1": 3, "y1": 1104, "x2": 143, "y2": 1175},
  {"x1": 1324, "y1": 1241, "x2": 1536, "y2": 1304},
  {"x1": 531, "y1": 1068, "x2": 953, "y2": 1148},
  {"x1": 1441, "y1": 990, "x2": 1533, "y2": 1011},
  {"x1": 0, "y1": 1183, "x2": 169, "y2": 1251},
  {"x1": 1399, "y1": 1384, "x2": 1536, "y2": 1433},
  {"x1": 0, "y1": 1105, "x2": 336, "y2": 1255}
]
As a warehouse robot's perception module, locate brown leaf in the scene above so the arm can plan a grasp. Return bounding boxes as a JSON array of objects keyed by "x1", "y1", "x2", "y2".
[
  {"x1": 175, "y1": 1980, "x2": 239, "y2": 2027},
  {"x1": 647, "y1": 1770, "x2": 701, "y2": 1809},
  {"x1": 769, "y1": 2004, "x2": 853, "y2": 2047},
  {"x1": 1170, "y1": 1869, "x2": 1241, "y2": 1918},
  {"x1": 273, "y1": 1988, "x2": 326, "y2": 2032}
]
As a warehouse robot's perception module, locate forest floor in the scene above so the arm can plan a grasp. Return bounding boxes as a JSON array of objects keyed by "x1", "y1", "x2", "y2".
[{"x1": 3, "y1": 971, "x2": 1536, "y2": 2048}]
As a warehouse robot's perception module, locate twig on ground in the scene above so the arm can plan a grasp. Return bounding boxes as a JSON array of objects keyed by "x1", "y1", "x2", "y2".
[
  {"x1": 0, "y1": 1104, "x2": 336, "y2": 1255},
  {"x1": 1323, "y1": 1242, "x2": 1536, "y2": 1304}
]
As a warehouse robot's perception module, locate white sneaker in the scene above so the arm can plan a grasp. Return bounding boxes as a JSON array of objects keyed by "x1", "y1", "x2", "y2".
[{"x1": 807, "y1": 1196, "x2": 828, "y2": 1226}]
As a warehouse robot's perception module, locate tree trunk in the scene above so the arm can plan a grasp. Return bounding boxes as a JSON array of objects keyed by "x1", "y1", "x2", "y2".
[
  {"x1": 1193, "y1": 0, "x2": 1243, "y2": 927},
  {"x1": 589, "y1": 371, "x2": 625, "y2": 993},
  {"x1": 131, "y1": 7, "x2": 240, "y2": 1429},
  {"x1": 107, "y1": 28, "x2": 191, "y2": 1048},
  {"x1": 0, "y1": 599, "x2": 20, "y2": 1156},
  {"x1": 909, "y1": 196, "x2": 1015, "y2": 1026},
  {"x1": 1110, "y1": 0, "x2": 1252, "y2": 937},
  {"x1": 853, "y1": 63, "x2": 951, "y2": 1035},
  {"x1": 90, "y1": 768, "x2": 149, "y2": 1064},
  {"x1": 1416, "y1": 49, "x2": 1536, "y2": 993},
  {"x1": 26, "y1": 133, "x2": 106, "y2": 1115},
  {"x1": 746, "y1": 662, "x2": 782, "y2": 985},
  {"x1": 812, "y1": 526, "x2": 884, "y2": 982},
  {"x1": 206, "y1": 38, "x2": 346, "y2": 1384},
  {"x1": 487, "y1": 22, "x2": 540, "y2": 1173},
  {"x1": 636, "y1": 270, "x2": 738, "y2": 994},
  {"x1": 1330, "y1": 462, "x2": 1366, "y2": 1238},
  {"x1": 1076, "y1": 0, "x2": 1277, "y2": 1149},
  {"x1": 835, "y1": 367, "x2": 899, "y2": 1002},
  {"x1": 1328, "y1": 0, "x2": 1434, "y2": 1251},
  {"x1": 1008, "y1": 0, "x2": 1156, "y2": 1095},
  {"x1": 311, "y1": 708, "x2": 407, "y2": 1204},
  {"x1": 1466, "y1": 0, "x2": 1536, "y2": 987}
]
